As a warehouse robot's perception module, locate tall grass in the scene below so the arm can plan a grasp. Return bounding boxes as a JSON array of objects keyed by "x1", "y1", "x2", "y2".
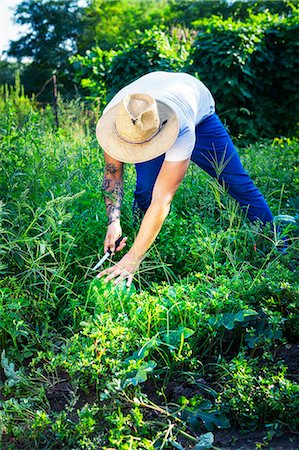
[{"x1": 0, "y1": 81, "x2": 298, "y2": 449}]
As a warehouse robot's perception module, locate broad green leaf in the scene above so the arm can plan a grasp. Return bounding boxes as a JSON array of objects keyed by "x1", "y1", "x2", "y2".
[
  {"x1": 125, "y1": 360, "x2": 157, "y2": 387},
  {"x1": 188, "y1": 409, "x2": 230, "y2": 432},
  {"x1": 125, "y1": 336, "x2": 160, "y2": 363},
  {"x1": 194, "y1": 432, "x2": 214, "y2": 450},
  {"x1": 209, "y1": 309, "x2": 258, "y2": 330}
]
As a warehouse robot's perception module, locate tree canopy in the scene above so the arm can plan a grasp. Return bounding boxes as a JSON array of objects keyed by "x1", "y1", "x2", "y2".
[
  {"x1": 7, "y1": 0, "x2": 84, "y2": 100},
  {"x1": 8, "y1": 0, "x2": 83, "y2": 62},
  {"x1": 3, "y1": 0, "x2": 298, "y2": 102}
]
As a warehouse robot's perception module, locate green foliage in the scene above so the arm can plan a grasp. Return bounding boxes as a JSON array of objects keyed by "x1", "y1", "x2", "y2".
[
  {"x1": 71, "y1": 27, "x2": 191, "y2": 106},
  {"x1": 0, "y1": 71, "x2": 33, "y2": 126},
  {"x1": 181, "y1": 397, "x2": 230, "y2": 432},
  {"x1": 1, "y1": 350, "x2": 23, "y2": 387},
  {"x1": 188, "y1": 10, "x2": 299, "y2": 139},
  {"x1": 8, "y1": 0, "x2": 84, "y2": 100},
  {"x1": 217, "y1": 355, "x2": 299, "y2": 429},
  {"x1": 78, "y1": 0, "x2": 298, "y2": 52},
  {"x1": 167, "y1": 0, "x2": 297, "y2": 27},
  {"x1": 240, "y1": 137, "x2": 299, "y2": 211},
  {"x1": 80, "y1": 0, "x2": 171, "y2": 52},
  {"x1": 0, "y1": 90, "x2": 298, "y2": 448},
  {"x1": 0, "y1": 61, "x2": 21, "y2": 87}
]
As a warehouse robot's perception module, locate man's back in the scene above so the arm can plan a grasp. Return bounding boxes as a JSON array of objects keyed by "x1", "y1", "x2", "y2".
[{"x1": 104, "y1": 71, "x2": 215, "y2": 126}]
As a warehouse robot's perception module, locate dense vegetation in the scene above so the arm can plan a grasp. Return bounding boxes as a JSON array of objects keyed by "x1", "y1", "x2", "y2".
[
  {"x1": 72, "y1": 9, "x2": 299, "y2": 140},
  {"x1": 3, "y1": 0, "x2": 299, "y2": 140},
  {"x1": 1, "y1": 0, "x2": 298, "y2": 448},
  {"x1": 0, "y1": 78, "x2": 298, "y2": 449}
]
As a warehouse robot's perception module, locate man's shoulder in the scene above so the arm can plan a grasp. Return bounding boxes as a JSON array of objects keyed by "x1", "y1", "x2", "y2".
[{"x1": 140, "y1": 71, "x2": 198, "y2": 82}]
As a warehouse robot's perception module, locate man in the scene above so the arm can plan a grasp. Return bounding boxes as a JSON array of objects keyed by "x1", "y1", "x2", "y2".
[{"x1": 96, "y1": 71, "x2": 274, "y2": 287}]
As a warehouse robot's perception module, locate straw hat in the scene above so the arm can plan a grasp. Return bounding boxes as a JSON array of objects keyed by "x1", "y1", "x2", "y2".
[{"x1": 96, "y1": 93, "x2": 179, "y2": 163}]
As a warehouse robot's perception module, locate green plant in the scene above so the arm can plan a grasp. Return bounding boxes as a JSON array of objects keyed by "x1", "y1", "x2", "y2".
[
  {"x1": 0, "y1": 84, "x2": 298, "y2": 448},
  {"x1": 188, "y1": 10, "x2": 299, "y2": 140},
  {"x1": 71, "y1": 26, "x2": 191, "y2": 107},
  {"x1": 215, "y1": 354, "x2": 299, "y2": 430}
]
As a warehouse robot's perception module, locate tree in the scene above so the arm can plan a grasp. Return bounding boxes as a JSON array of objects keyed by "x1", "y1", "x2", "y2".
[
  {"x1": 78, "y1": 0, "x2": 171, "y2": 52},
  {"x1": 7, "y1": 0, "x2": 84, "y2": 100},
  {"x1": 166, "y1": 0, "x2": 297, "y2": 28},
  {"x1": 0, "y1": 61, "x2": 21, "y2": 87}
]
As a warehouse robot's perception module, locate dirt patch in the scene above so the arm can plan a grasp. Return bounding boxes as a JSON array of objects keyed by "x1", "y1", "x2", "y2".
[
  {"x1": 214, "y1": 429, "x2": 299, "y2": 449},
  {"x1": 46, "y1": 377, "x2": 98, "y2": 418},
  {"x1": 165, "y1": 379, "x2": 204, "y2": 401},
  {"x1": 276, "y1": 343, "x2": 299, "y2": 375},
  {"x1": 46, "y1": 379, "x2": 74, "y2": 412}
]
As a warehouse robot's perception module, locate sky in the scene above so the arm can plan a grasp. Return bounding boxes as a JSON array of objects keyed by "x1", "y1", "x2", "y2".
[
  {"x1": 0, "y1": 0, "x2": 30, "y2": 59},
  {"x1": 0, "y1": 0, "x2": 87, "y2": 60}
]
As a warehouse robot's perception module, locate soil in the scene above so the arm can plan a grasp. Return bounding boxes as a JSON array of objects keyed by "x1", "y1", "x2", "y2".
[
  {"x1": 214, "y1": 430, "x2": 299, "y2": 450},
  {"x1": 1, "y1": 344, "x2": 298, "y2": 449},
  {"x1": 275, "y1": 343, "x2": 299, "y2": 376},
  {"x1": 45, "y1": 373, "x2": 98, "y2": 422}
]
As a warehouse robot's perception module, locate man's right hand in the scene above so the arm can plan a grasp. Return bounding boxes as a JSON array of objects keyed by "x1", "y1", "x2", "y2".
[{"x1": 104, "y1": 221, "x2": 127, "y2": 254}]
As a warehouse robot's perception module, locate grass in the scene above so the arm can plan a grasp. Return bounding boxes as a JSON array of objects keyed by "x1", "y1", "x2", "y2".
[{"x1": 0, "y1": 85, "x2": 298, "y2": 449}]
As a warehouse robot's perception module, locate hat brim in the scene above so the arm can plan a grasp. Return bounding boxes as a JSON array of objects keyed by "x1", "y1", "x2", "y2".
[{"x1": 96, "y1": 100, "x2": 179, "y2": 163}]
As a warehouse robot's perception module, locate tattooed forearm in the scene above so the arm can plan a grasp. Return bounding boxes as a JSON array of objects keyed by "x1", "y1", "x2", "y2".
[
  {"x1": 102, "y1": 177, "x2": 111, "y2": 191},
  {"x1": 104, "y1": 181, "x2": 124, "y2": 224},
  {"x1": 102, "y1": 164, "x2": 124, "y2": 224},
  {"x1": 105, "y1": 163, "x2": 117, "y2": 175}
]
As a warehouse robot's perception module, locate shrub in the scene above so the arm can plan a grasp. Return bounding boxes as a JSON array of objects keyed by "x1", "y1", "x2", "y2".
[
  {"x1": 188, "y1": 10, "x2": 299, "y2": 140},
  {"x1": 71, "y1": 27, "x2": 192, "y2": 107},
  {"x1": 217, "y1": 355, "x2": 299, "y2": 429}
]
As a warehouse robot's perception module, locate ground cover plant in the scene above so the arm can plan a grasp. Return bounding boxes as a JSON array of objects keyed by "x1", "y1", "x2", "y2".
[{"x1": 0, "y1": 83, "x2": 298, "y2": 449}]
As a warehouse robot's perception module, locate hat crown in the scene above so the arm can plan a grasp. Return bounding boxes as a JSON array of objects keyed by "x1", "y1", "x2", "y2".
[{"x1": 115, "y1": 94, "x2": 160, "y2": 144}]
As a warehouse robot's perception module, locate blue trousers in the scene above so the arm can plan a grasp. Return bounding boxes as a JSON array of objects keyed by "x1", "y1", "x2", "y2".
[{"x1": 134, "y1": 113, "x2": 273, "y2": 224}]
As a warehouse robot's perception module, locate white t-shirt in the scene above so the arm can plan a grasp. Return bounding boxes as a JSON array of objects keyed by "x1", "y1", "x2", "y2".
[{"x1": 103, "y1": 71, "x2": 215, "y2": 162}]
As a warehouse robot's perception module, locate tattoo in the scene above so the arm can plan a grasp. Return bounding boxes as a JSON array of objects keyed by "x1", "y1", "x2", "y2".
[
  {"x1": 102, "y1": 178, "x2": 111, "y2": 191},
  {"x1": 102, "y1": 166, "x2": 124, "y2": 224},
  {"x1": 106, "y1": 202, "x2": 121, "y2": 225},
  {"x1": 104, "y1": 163, "x2": 117, "y2": 175}
]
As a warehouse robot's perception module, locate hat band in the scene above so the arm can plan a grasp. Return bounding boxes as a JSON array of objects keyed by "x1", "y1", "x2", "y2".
[{"x1": 114, "y1": 120, "x2": 167, "y2": 145}]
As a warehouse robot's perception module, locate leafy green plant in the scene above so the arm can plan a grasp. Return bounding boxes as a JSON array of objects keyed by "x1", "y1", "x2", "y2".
[
  {"x1": 71, "y1": 26, "x2": 191, "y2": 107},
  {"x1": 181, "y1": 396, "x2": 230, "y2": 433},
  {"x1": 0, "y1": 84, "x2": 298, "y2": 448},
  {"x1": 215, "y1": 355, "x2": 299, "y2": 429},
  {"x1": 188, "y1": 10, "x2": 299, "y2": 140}
]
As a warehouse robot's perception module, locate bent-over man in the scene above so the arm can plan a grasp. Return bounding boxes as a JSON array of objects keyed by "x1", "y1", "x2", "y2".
[{"x1": 95, "y1": 71, "x2": 274, "y2": 286}]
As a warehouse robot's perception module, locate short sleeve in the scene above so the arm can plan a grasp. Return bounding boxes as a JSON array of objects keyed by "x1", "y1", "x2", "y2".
[{"x1": 164, "y1": 124, "x2": 195, "y2": 162}]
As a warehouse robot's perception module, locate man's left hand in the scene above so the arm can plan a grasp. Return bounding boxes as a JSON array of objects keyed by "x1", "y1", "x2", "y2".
[{"x1": 97, "y1": 252, "x2": 140, "y2": 287}]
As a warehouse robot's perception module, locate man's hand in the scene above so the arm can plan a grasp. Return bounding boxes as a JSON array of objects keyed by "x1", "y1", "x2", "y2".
[
  {"x1": 97, "y1": 251, "x2": 140, "y2": 287},
  {"x1": 104, "y1": 222, "x2": 127, "y2": 254}
]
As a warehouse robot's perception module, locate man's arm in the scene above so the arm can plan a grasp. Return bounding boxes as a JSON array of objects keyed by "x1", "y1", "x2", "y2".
[
  {"x1": 98, "y1": 158, "x2": 190, "y2": 285},
  {"x1": 102, "y1": 152, "x2": 127, "y2": 254},
  {"x1": 129, "y1": 159, "x2": 190, "y2": 260}
]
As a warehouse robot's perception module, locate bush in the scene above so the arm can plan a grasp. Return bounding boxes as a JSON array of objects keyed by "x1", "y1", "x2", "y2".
[
  {"x1": 71, "y1": 27, "x2": 192, "y2": 107},
  {"x1": 217, "y1": 355, "x2": 299, "y2": 429},
  {"x1": 188, "y1": 10, "x2": 299, "y2": 140}
]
